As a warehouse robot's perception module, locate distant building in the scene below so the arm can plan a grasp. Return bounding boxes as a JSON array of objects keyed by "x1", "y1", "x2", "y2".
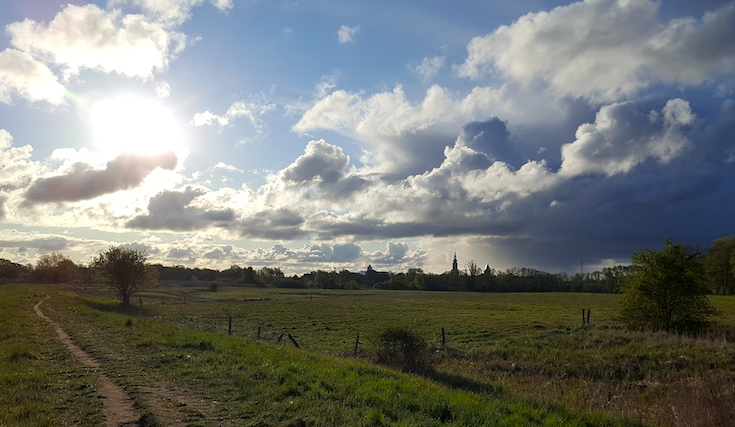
[{"x1": 451, "y1": 253, "x2": 459, "y2": 274}]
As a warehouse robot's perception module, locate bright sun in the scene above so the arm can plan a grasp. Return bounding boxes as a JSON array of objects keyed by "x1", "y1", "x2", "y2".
[{"x1": 90, "y1": 95, "x2": 184, "y2": 156}]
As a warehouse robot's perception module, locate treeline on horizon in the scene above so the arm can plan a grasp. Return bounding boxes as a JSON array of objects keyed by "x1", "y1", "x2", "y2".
[{"x1": 2, "y1": 234, "x2": 735, "y2": 295}]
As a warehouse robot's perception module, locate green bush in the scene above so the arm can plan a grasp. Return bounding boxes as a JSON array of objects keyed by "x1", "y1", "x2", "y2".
[
  {"x1": 375, "y1": 326, "x2": 428, "y2": 371},
  {"x1": 620, "y1": 239, "x2": 719, "y2": 334}
]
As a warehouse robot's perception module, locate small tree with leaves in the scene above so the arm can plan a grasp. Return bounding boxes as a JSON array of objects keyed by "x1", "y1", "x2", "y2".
[
  {"x1": 620, "y1": 239, "x2": 719, "y2": 334},
  {"x1": 92, "y1": 247, "x2": 158, "y2": 306},
  {"x1": 32, "y1": 252, "x2": 78, "y2": 283}
]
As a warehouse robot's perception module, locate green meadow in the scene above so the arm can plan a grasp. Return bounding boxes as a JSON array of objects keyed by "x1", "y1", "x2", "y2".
[{"x1": 4, "y1": 283, "x2": 735, "y2": 426}]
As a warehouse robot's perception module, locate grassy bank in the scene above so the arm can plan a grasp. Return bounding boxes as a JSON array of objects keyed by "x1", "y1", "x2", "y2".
[
  {"x1": 2, "y1": 283, "x2": 642, "y2": 426},
  {"x1": 0, "y1": 284, "x2": 103, "y2": 426}
]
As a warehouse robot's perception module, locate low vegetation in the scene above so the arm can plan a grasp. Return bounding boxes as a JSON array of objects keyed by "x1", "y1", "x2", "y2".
[
  {"x1": 1, "y1": 284, "x2": 642, "y2": 426},
  {"x1": 0, "y1": 285, "x2": 103, "y2": 426}
]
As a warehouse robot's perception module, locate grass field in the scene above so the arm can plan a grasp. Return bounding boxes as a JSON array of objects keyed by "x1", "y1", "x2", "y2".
[
  {"x1": 4, "y1": 282, "x2": 735, "y2": 426},
  {"x1": 134, "y1": 285, "x2": 735, "y2": 426}
]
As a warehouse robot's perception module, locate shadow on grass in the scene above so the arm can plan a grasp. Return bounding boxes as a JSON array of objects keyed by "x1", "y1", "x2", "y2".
[
  {"x1": 421, "y1": 368, "x2": 501, "y2": 396},
  {"x1": 84, "y1": 299, "x2": 156, "y2": 317}
]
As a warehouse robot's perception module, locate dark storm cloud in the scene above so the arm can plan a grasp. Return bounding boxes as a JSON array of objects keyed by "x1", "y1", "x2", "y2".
[
  {"x1": 295, "y1": 96, "x2": 735, "y2": 272},
  {"x1": 126, "y1": 186, "x2": 235, "y2": 231},
  {"x1": 311, "y1": 214, "x2": 521, "y2": 241},
  {"x1": 22, "y1": 151, "x2": 177, "y2": 205},
  {"x1": 457, "y1": 118, "x2": 523, "y2": 168}
]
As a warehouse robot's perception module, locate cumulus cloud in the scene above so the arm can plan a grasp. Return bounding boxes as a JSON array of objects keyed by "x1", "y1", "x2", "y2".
[
  {"x1": 281, "y1": 139, "x2": 368, "y2": 199},
  {"x1": 414, "y1": 56, "x2": 445, "y2": 81},
  {"x1": 7, "y1": 4, "x2": 186, "y2": 80},
  {"x1": 126, "y1": 186, "x2": 235, "y2": 231},
  {"x1": 372, "y1": 241, "x2": 409, "y2": 263},
  {"x1": 0, "y1": 129, "x2": 39, "y2": 193},
  {"x1": 281, "y1": 100, "x2": 702, "y2": 246},
  {"x1": 120, "y1": 241, "x2": 161, "y2": 254},
  {"x1": 23, "y1": 151, "x2": 177, "y2": 205},
  {"x1": 192, "y1": 100, "x2": 276, "y2": 132},
  {"x1": 559, "y1": 99, "x2": 695, "y2": 176},
  {"x1": 0, "y1": 233, "x2": 70, "y2": 253},
  {"x1": 204, "y1": 246, "x2": 231, "y2": 259},
  {"x1": 293, "y1": 84, "x2": 511, "y2": 176},
  {"x1": 297, "y1": 243, "x2": 362, "y2": 263},
  {"x1": 239, "y1": 209, "x2": 306, "y2": 240},
  {"x1": 0, "y1": 49, "x2": 66, "y2": 105},
  {"x1": 110, "y1": 0, "x2": 231, "y2": 26},
  {"x1": 282, "y1": 139, "x2": 349, "y2": 184},
  {"x1": 338, "y1": 25, "x2": 360, "y2": 43},
  {"x1": 295, "y1": 84, "x2": 507, "y2": 136},
  {"x1": 458, "y1": 0, "x2": 735, "y2": 101},
  {"x1": 455, "y1": 117, "x2": 523, "y2": 168},
  {"x1": 167, "y1": 247, "x2": 194, "y2": 260},
  {"x1": 210, "y1": 0, "x2": 234, "y2": 12}
]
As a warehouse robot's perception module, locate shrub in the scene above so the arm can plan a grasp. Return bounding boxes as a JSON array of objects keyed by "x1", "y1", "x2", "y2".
[
  {"x1": 375, "y1": 326, "x2": 428, "y2": 371},
  {"x1": 620, "y1": 238, "x2": 719, "y2": 334},
  {"x1": 209, "y1": 282, "x2": 218, "y2": 292}
]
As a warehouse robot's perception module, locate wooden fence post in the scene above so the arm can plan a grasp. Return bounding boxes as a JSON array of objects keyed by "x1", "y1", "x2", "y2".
[
  {"x1": 354, "y1": 332, "x2": 360, "y2": 356},
  {"x1": 257, "y1": 326, "x2": 261, "y2": 340},
  {"x1": 582, "y1": 309, "x2": 586, "y2": 325},
  {"x1": 288, "y1": 334, "x2": 300, "y2": 348},
  {"x1": 228, "y1": 316, "x2": 232, "y2": 336},
  {"x1": 442, "y1": 327, "x2": 446, "y2": 347},
  {"x1": 587, "y1": 309, "x2": 590, "y2": 325}
]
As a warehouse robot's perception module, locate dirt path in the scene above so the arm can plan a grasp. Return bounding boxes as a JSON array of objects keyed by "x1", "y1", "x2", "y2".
[{"x1": 34, "y1": 295, "x2": 141, "y2": 427}]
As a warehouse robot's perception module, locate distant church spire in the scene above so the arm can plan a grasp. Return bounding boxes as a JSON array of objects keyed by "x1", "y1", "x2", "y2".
[{"x1": 451, "y1": 252, "x2": 459, "y2": 274}]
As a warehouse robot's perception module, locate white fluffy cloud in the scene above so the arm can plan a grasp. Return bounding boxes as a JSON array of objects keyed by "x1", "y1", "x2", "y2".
[
  {"x1": 0, "y1": 129, "x2": 39, "y2": 194},
  {"x1": 295, "y1": 84, "x2": 508, "y2": 137},
  {"x1": 110, "y1": 0, "x2": 232, "y2": 26},
  {"x1": 281, "y1": 140, "x2": 347, "y2": 183},
  {"x1": 458, "y1": 0, "x2": 735, "y2": 101},
  {"x1": 338, "y1": 25, "x2": 360, "y2": 43},
  {"x1": 7, "y1": 4, "x2": 186, "y2": 80},
  {"x1": 293, "y1": 84, "x2": 511, "y2": 175},
  {"x1": 414, "y1": 56, "x2": 445, "y2": 81},
  {"x1": 192, "y1": 100, "x2": 276, "y2": 132},
  {"x1": 559, "y1": 99, "x2": 695, "y2": 176},
  {"x1": 0, "y1": 49, "x2": 66, "y2": 105}
]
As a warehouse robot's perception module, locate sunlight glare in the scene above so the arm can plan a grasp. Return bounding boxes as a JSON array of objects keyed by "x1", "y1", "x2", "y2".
[{"x1": 90, "y1": 96, "x2": 184, "y2": 156}]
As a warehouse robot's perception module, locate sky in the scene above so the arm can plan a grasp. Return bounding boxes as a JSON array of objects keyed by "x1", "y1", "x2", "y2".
[{"x1": 0, "y1": 0, "x2": 734, "y2": 275}]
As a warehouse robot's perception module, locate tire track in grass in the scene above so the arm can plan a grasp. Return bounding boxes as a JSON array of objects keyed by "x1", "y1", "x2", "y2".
[{"x1": 34, "y1": 295, "x2": 140, "y2": 427}]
